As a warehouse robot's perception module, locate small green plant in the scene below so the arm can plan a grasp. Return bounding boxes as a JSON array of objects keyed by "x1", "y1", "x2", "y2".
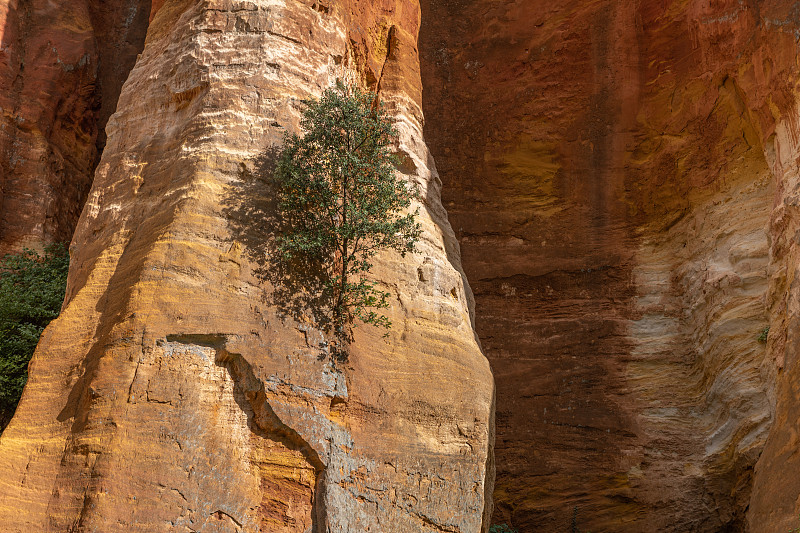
[
  {"x1": 757, "y1": 325, "x2": 770, "y2": 343},
  {"x1": 0, "y1": 244, "x2": 69, "y2": 431},
  {"x1": 489, "y1": 524, "x2": 517, "y2": 533},
  {"x1": 273, "y1": 80, "x2": 420, "y2": 349}
]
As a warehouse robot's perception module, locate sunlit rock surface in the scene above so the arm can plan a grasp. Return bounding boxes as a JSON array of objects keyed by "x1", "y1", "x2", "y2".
[
  {"x1": 6, "y1": 0, "x2": 800, "y2": 530},
  {"x1": 0, "y1": 1, "x2": 493, "y2": 531}
]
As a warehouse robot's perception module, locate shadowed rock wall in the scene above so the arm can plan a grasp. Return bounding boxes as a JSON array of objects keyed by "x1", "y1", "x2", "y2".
[
  {"x1": 0, "y1": 1, "x2": 494, "y2": 531},
  {"x1": 0, "y1": 0, "x2": 151, "y2": 255},
  {"x1": 420, "y1": 0, "x2": 800, "y2": 531}
]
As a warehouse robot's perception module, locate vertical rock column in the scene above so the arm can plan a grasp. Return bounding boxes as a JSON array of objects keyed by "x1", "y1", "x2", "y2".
[
  {"x1": 0, "y1": 0, "x2": 99, "y2": 254},
  {"x1": 0, "y1": 1, "x2": 494, "y2": 532}
]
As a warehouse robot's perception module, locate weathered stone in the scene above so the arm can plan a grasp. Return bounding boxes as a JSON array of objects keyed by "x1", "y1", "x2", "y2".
[
  {"x1": 0, "y1": 0, "x2": 150, "y2": 256},
  {"x1": 0, "y1": 1, "x2": 493, "y2": 532},
  {"x1": 8, "y1": 0, "x2": 800, "y2": 530},
  {"x1": 420, "y1": 0, "x2": 800, "y2": 531}
]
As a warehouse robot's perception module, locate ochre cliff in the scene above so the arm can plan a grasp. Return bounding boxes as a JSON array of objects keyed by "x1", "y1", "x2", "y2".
[
  {"x1": 420, "y1": 0, "x2": 800, "y2": 531},
  {"x1": 0, "y1": 1, "x2": 493, "y2": 532},
  {"x1": 6, "y1": 0, "x2": 800, "y2": 531},
  {"x1": 0, "y1": 0, "x2": 151, "y2": 255}
]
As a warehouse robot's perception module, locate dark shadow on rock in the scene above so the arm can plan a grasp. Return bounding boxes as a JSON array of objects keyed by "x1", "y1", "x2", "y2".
[{"x1": 222, "y1": 147, "x2": 349, "y2": 362}]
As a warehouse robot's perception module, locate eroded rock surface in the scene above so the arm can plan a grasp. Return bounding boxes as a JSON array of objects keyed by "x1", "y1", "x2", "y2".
[
  {"x1": 7, "y1": 0, "x2": 800, "y2": 530},
  {"x1": 0, "y1": 0, "x2": 151, "y2": 255},
  {"x1": 420, "y1": 0, "x2": 800, "y2": 531},
  {"x1": 0, "y1": 1, "x2": 493, "y2": 532}
]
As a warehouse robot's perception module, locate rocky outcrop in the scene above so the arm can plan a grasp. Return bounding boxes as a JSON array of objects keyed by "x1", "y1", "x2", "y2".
[
  {"x1": 0, "y1": 0, "x2": 151, "y2": 255},
  {"x1": 8, "y1": 0, "x2": 800, "y2": 530},
  {"x1": 0, "y1": 1, "x2": 493, "y2": 532},
  {"x1": 420, "y1": 0, "x2": 800, "y2": 531}
]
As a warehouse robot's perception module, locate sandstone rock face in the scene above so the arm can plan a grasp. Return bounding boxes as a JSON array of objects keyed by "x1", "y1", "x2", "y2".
[
  {"x1": 0, "y1": 1, "x2": 493, "y2": 532},
  {"x1": 420, "y1": 0, "x2": 800, "y2": 531},
  {"x1": 749, "y1": 83, "x2": 800, "y2": 533},
  {"x1": 0, "y1": 0, "x2": 150, "y2": 255},
  {"x1": 9, "y1": 0, "x2": 800, "y2": 530}
]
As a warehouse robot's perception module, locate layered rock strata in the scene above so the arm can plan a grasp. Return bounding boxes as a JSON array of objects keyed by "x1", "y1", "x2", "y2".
[
  {"x1": 749, "y1": 89, "x2": 800, "y2": 533},
  {"x1": 420, "y1": 0, "x2": 800, "y2": 531},
  {"x1": 0, "y1": 1, "x2": 493, "y2": 532},
  {"x1": 0, "y1": 0, "x2": 151, "y2": 256},
  {"x1": 8, "y1": 0, "x2": 800, "y2": 530}
]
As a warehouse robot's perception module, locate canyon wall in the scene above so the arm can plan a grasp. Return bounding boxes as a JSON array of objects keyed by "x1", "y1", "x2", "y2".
[
  {"x1": 0, "y1": 1, "x2": 493, "y2": 532},
  {"x1": 4, "y1": 0, "x2": 800, "y2": 531},
  {"x1": 0, "y1": 0, "x2": 151, "y2": 256},
  {"x1": 420, "y1": 0, "x2": 800, "y2": 531}
]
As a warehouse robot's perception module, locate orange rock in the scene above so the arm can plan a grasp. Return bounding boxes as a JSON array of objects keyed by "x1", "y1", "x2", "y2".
[
  {"x1": 9, "y1": 0, "x2": 800, "y2": 530},
  {"x1": 420, "y1": 0, "x2": 800, "y2": 531},
  {"x1": 0, "y1": 1, "x2": 494, "y2": 532},
  {"x1": 0, "y1": 0, "x2": 150, "y2": 256}
]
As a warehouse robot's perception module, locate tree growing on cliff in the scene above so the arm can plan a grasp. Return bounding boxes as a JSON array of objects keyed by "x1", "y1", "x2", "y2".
[
  {"x1": 272, "y1": 81, "x2": 420, "y2": 349},
  {"x1": 0, "y1": 244, "x2": 69, "y2": 431}
]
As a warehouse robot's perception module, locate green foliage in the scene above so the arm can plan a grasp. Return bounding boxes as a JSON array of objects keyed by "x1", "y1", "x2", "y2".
[
  {"x1": 489, "y1": 524, "x2": 518, "y2": 533},
  {"x1": 757, "y1": 325, "x2": 770, "y2": 343},
  {"x1": 273, "y1": 80, "x2": 420, "y2": 343},
  {"x1": 0, "y1": 244, "x2": 69, "y2": 429}
]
